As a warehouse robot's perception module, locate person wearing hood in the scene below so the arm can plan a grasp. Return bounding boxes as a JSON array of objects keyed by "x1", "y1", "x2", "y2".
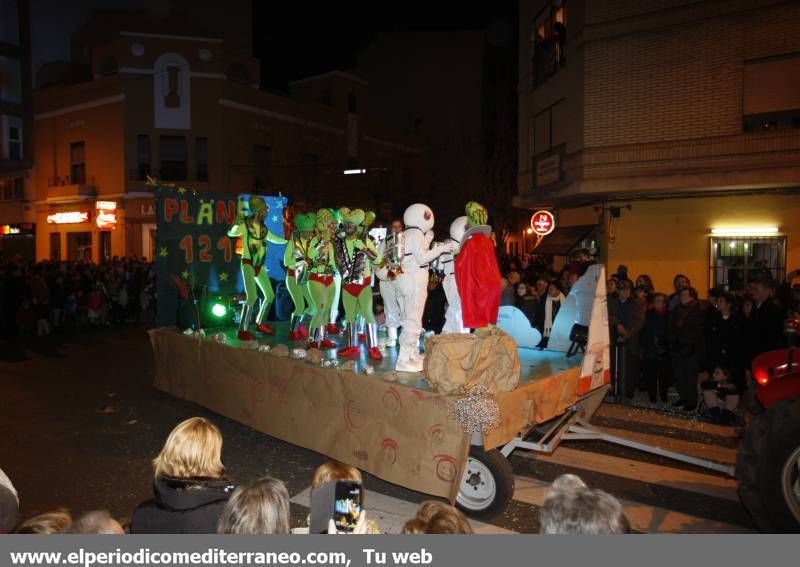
[
  {"x1": 535, "y1": 282, "x2": 566, "y2": 348},
  {"x1": 131, "y1": 417, "x2": 234, "y2": 534}
]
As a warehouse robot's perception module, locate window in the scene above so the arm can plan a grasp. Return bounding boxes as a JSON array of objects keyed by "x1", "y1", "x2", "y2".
[
  {"x1": 252, "y1": 145, "x2": 272, "y2": 190},
  {"x1": 0, "y1": 178, "x2": 23, "y2": 201},
  {"x1": 70, "y1": 142, "x2": 86, "y2": 184},
  {"x1": 8, "y1": 124, "x2": 21, "y2": 160},
  {"x1": 531, "y1": 0, "x2": 567, "y2": 87},
  {"x1": 137, "y1": 135, "x2": 150, "y2": 180},
  {"x1": 164, "y1": 66, "x2": 181, "y2": 108},
  {"x1": 710, "y1": 237, "x2": 786, "y2": 291},
  {"x1": 159, "y1": 136, "x2": 186, "y2": 181},
  {"x1": 196, "y1": 137, "x2": 208, "y2": 182}
]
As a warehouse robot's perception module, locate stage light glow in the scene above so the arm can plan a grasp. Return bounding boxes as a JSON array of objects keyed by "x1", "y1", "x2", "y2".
[
  {"x1": 710, "y1": 226, "x2": 778, "y2": 236},
  {"x1": 211, "y1": 303, "x2": 227, "y2": 318}
]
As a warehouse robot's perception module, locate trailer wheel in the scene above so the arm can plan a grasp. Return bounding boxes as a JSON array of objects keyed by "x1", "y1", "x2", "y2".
[
  {"x1": 737, "y1": 399, "x2": 800, "y2": 532},
  {"x1": 456, "y1": 447, "x2": 514, "y2": 519}
]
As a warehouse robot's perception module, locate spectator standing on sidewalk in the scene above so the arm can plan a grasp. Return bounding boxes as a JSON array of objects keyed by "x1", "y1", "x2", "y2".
[{"x1": 668, "y1": 286, "x2": 704, "y2": 411}]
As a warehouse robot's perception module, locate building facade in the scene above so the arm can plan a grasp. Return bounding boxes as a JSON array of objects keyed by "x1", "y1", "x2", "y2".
[
  {"x1": 0, "y1": 0, "x2": 34, "y2": 260},
  {"x1": 516, "y1": 0, "x2": 800, "y2": 292},
  {"x1": 33, "y1": 20, "x2": 423, "y2": 262}
]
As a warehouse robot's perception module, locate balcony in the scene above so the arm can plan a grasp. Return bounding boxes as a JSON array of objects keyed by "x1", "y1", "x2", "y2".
[{"x1": 47, "y1": 175, "x2": 97, "y2": 201}]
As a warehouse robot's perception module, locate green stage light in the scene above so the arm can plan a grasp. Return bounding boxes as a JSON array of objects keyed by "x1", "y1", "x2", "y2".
[{"x1": 211, "y1": 303, "x2": 227, "y2": 318}]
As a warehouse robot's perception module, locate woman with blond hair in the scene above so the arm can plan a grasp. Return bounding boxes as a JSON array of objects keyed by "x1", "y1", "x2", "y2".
[
  {"x1": 130, "y1": 417, "x2": 234, "y2": 533},
  {"x1": 401, "y1": 501, "x2": 473, "y2": 534},
  {"x1": 217, "y1": 477, "x2": 290, "y2": 534}
]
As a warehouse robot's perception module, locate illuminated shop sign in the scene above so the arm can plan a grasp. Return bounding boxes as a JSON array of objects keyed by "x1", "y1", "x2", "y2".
[
  {"x1": 530, "y1": 210, "x2": 556, "y2": 236},
  {"x1": 47, "y1": 211, "x2": 90, "y2": 224},
  {"x1": 96, "y1": 209, "x2": 117, "y2": 230},
  {"x1": 1, "y1": 225, "x2": 20, "y2": 235},
  {"x1": 96, "y1": 201, "x2": 117, "y2": 210}
]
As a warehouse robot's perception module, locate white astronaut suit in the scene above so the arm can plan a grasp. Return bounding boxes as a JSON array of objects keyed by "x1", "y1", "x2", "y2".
[
  {"x1": 441, "y1": 216, "x2": 468, "y2": 334},
  {"x1": 394, "y1": 204, "x2": 454, "y2": 373}
]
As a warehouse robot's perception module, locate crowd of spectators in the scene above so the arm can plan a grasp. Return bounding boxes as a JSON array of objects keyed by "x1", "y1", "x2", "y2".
[
  {"x1": 1, "y1": 417, "x2": 630, "y2": 535},
  {"x1": 485, "y1": 249, "x2": 798, "y2": 425},
  {"x1": 0, "y1": 255, "x2": 156, "y2": 342}
]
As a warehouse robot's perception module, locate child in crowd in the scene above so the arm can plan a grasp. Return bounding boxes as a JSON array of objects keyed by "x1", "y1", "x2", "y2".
[{"x1": 700, "y1": 366, "x2": 740, "y2": 425}]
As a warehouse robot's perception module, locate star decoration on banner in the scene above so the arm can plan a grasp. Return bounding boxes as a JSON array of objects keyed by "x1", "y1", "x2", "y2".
[
  {"x1": 219, "y1": 272, "x2": 229, "y2": 282},
  {"x1": 181, "y1": 270, "x2": 190, "y2": 280},
  {"x1": 177, "y1": 187, "x2": 187, "y2": 194},
  {"x1": 272, "y1": 215, "x2": 279, "y2": 222},
  {"x1": 159, "y1": 246, "x2": 168, "y2": 257}
]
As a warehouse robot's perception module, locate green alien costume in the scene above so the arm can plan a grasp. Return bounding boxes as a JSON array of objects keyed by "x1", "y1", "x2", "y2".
[
  {"x1": 305, "y1": 208, "x2": 339, "y2": 349},
  {"x1": 283, "y1": 212, "x2": 317, "y2": 340}
]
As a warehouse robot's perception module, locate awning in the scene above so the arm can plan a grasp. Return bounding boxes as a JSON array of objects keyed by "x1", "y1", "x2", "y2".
[{"x1": 533, "y1": 224, "x2": 596, "y2": 255}]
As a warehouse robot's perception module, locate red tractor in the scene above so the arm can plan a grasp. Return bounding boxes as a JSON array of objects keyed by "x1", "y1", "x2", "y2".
[{"x1": 737, "y1": 316, "x2": 800, "y2": 532}]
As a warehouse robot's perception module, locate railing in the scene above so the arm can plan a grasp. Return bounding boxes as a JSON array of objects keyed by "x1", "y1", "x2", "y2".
[{"x1": 47, "y1": 175, "x2": 95, "y2": 188}]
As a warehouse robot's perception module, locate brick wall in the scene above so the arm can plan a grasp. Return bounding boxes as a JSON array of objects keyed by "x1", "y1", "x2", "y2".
[{"x1": 584, "y1": 1, "x2": 800, "y2": 148}]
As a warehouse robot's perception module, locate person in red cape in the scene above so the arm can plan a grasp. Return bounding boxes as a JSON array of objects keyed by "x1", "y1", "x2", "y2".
[{"x1": 455, "y1": 201, "x2": 502, "y2": 330}]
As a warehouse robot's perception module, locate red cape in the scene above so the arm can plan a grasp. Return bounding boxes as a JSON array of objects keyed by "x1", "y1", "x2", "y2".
[{"x1": 455, "y1": 232, "x2": 502, "y2": 328}]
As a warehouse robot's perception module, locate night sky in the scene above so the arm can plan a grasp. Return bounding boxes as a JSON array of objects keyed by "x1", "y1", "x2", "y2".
[
  {"x1": 29, "y1": 0, "x2": 516, "y2": 90},
  {"x1": 253, "y1": 1, "x2": 516, "y2": 90}
]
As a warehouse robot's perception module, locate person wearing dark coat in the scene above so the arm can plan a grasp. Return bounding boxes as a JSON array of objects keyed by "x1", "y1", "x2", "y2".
[
  {"x1": 704, "y1": 293, "x2": 746, "y2": 391},
  {"x1": 745, "y1": 279, "x2": 787, "y2": 367},
  {"x1": 640, "y1": 293, "x2": 671, "y2": 403},
  {"x1": 130, "y1": 475, "x2": 234, "y2": 534},
  {"x1": 130, "y1": 417, "x2": 234, "y2": 534},
  {"x1": 616, "y1": 280, "x2": 645, "y2": 399},
  {"x1": 514, "y1": 282, "x2": 539, "y2": 328},
  {"x1": 668, "y1": 287, "x2": 705, "y2": 411}
]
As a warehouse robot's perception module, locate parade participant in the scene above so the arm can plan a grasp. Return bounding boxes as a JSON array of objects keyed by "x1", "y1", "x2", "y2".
[
  {"x1": 333, "y1": 208, "x2": 385, "y2": 361},
  {"x1": 441, "y1": 216, "x2": 468, "y2": 334},
  {"x1": 395, "y1": 204, "x2": 454, "y2": 373},
  {"x1": 306, "y1": 209, "x2": 338, "y2": 349},
  {"x1": 454, "y1": 201, "x2": 501, "y2": 332},
  {"x1": 377, "y1": 218, "x2": 404, "y2": 347},
  {"x1": 228, "y1": 196, "x2": 287, "y2": 341},
  {"x1": 284, "y1": 212, "x2": 317, "y2": 341}
]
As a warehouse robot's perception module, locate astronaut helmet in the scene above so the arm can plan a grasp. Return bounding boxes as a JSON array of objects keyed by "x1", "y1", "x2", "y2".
[
  {"x1": 403, "y1": 203, "x2": 435, "y2": 232},
  {"x1": 449, "y1": 216, "x2": 469, "y2": 243}
]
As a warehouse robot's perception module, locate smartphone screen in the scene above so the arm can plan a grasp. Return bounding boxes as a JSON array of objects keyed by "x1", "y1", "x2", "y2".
[{"x1": 333, "y1": 480, "x2": 363, "y2": 532}]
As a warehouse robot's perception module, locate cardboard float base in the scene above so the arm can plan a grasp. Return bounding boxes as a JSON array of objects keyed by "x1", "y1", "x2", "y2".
[{"x1": 149, "y1": 325, "x2": 582, "y2": 501}]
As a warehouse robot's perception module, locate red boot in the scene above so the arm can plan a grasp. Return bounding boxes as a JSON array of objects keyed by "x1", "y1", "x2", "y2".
[
  {"x1": 320, "y1": 338, "x2": 337, "y2": 349},
  {"x1": 238, "y1": 329, "x2": 255, "y2": 341},
  {"x1": 367, "y1": 347, "x2": 383, "y2": 361},
  {"x1": 289, "y1": 330, "x2": 302, "y2": 341},
  {"x1": 298, "y1": 325, "x2": 309, "y2": 338},
  {"x1": 307, "y1": 341, "x2": 319, "y2": 349},
  {"x1": 358, "y1": 333, "x2": 366, "y2": 342},
  {"x1": 257, "y1": 323, "x2": 274, "y2": 335},
  {"x1": 327, "y1": 323, "x2": 340, "y2": 335},
  {"x1": 337, "y1": 346, "x2": 360, "y2": 357}
]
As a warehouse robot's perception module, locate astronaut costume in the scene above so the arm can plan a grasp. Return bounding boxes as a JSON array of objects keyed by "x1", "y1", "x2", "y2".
[
  {"x1": 394, "y1": 204, "x2": 454, "y2": 373},
  {"x1": 441, "y1": 215, "x2": 468, "y2": 334}
]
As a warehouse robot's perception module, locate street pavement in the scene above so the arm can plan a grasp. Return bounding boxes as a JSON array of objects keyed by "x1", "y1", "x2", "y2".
[{"x1": 0, "y1": 325, "x2": 755, "y2": 533}]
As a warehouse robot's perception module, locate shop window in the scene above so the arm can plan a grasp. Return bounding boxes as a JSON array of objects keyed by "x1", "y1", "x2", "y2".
[
  {"x1": 8, "y1": 124, "x2": 22, "y2": 160},
  {"x1": 159, "y1": 136, "x2": 187, "y2": 181},
  {"x1": 710, "y1": 236, "x2": 786, "y2": 291},
  {"x1": 137, "y1": 135, "x2": 151, "y2": 180},
  {"x1": 252, "y1": 144, "x2": 272, "y2": 190},
  {"x1": 196, "y1": 137, "x2": 208, "y2": 182},
  {"x1": 70, "y1": 142, "x2": 86, "y2": 184}
]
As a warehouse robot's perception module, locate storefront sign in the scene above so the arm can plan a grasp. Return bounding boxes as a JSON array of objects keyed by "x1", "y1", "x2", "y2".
[
  {"x1": 535, "y1": 153, "x2": 561, "y2": 187},
  {"x1": 531, "y1": 210, "x2": 556, "y2": 236},
  {"x1": 1, "y1": 225, "x2": 20, "y2": 235},
  {"x1": 96, "y1": 200, "x2": 117, "y2": 210},
  {"x1": 140, "y1": 203, "x2": 156, "y2": 217},
  {"x1": 47, "y1": 211, "x2": 90, "y2": 224},
  {"x1": 96, "y1": 209, "x2": 117, "y2": 230}
]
